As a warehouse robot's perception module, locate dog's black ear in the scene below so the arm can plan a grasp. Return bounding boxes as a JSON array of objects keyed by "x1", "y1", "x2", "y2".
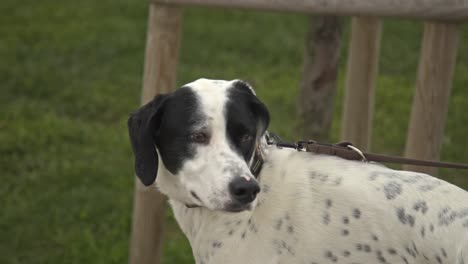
[
  {"x1": 250, "y1": 97, "x2": 270, "y2": 136},
  {"x1": 128, "y1": 94, "x2": 169, "y2": 186}
]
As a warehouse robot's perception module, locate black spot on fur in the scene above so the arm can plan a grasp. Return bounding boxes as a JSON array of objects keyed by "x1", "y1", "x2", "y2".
[
  {"x1": 275, "y1": 218, "x2": 283, "y2": 230},
  {"x1": 383, "y1": 181, "x2": 402, "y2": 200},
  {"x1": 396, "y1": 207, "x2": 415, "y2": 227},
  {"x1": 412, "y1": 241, "x2": 419, "y2": 255},
  {"x1": 342, "y1": 229, "x2": 349, "y2": 236},
  {"x1": 324, "y1": 250, "x2": 338, "y2": 262},
  {"x1": 343, "y1": 216, "x2": 350, "y2": 224},
  {"x1": 413, "y1": 200, "x2": 429, "y2": 214},
  {"x1": 212, "y1": 241, "x2": 223, "y2": 248},
  {"x1": 441, "y1": 248, "x2": 447, "y2": 258},
  {"x1": 353, "y1": 208, "x2": 361, "y2": 219},
  {"x1": 376, "y1": 250, "x2": 387, "y2": 263},
  {"x1": 323, "y1": 212, "x2": 330, "y2": 225},
  {"x1": 406, "y1": 246, "x2": 416, "y2": 258},
  {"x1": 363, "y1": 244, "x2": 372, "y2": 252},
  {"x1": 273, "y1": 239, "x2": 295, "y2": 256},
  {"x1": 333, "y1": 177, "x2": 343, "y2": 186},
  {"x1": 438, "y1": 207, "x2": 468, "y2": 226},
  {"x1": 401, "y1": 256, "x2": 409, "y2": 264}
]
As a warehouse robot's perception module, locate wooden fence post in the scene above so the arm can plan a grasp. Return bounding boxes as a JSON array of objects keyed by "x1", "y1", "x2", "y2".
[
  {"x1": 341, "y1": 17, "x2": 382, "y2": 151},
  {"x1": 404, "y1": 22, "x2": 459, "y2": 176},
  {"x1": 297, "y1": 16, "x2": 344, "y2": 141},
  {"x1": 129, "y1": 4, "x2": 183, "y2": 264}
]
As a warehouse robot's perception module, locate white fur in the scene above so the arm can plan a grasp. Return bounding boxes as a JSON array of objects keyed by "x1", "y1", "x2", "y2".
[{"x1": 153, "y1": 79, "x2": 468, "y2": 264}]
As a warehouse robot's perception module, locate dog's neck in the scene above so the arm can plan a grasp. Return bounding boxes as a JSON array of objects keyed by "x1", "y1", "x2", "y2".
[{"x1": 170, "y1": 199, "x2": 255, "y2": 261}]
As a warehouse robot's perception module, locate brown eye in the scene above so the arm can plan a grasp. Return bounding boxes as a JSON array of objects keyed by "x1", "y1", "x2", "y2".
[
  {"x1": 190, "y1": 132, "x2": 208, "y2": 144},
  {"x1": 241, "y1": 134, "x2": 253, "y2": 143}
]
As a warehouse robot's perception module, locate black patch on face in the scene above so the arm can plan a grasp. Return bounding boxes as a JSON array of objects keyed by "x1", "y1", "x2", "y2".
[
  {"x1": 225, "y1": 81, "x2": 270, "y2": 163},
  {"x1": 128, "y1": 87, "x2": 202, "y2": 185},
  {"x1": 155, "y1": 88, "x2": 203, "y2": 174}
]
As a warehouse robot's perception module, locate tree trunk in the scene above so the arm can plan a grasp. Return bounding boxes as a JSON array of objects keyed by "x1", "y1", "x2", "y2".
[{"x1": 297, "y1": 16, "x2": 344, "y2": 141}]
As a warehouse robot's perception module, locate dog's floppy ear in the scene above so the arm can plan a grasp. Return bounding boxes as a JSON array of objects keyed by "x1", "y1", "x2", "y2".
[{"x1": 128, "y1": 94, "x2": 169, "y2": 186}]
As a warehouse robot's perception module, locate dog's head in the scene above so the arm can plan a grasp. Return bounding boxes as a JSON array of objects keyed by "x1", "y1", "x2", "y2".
[{"x1": 128, "y1": 79, "x2": 269, "y2": 212}]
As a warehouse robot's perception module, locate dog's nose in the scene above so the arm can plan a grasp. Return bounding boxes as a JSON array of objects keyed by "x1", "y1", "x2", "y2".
[{"x1": 229, "y1": 177, "x2": 260, "y2": 204}]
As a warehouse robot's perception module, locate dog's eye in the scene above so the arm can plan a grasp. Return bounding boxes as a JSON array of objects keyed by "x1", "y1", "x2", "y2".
[
  {"x1": 190, "y1": 132, "x2": 209, "y2": 144},
  {"x1": 241, "y1": 134, "x2": 253, "y2": 143}
]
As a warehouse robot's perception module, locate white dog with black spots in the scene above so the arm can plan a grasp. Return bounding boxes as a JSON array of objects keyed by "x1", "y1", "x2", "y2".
[{"x1": 128, "y1": 78, "x2": 467, "y2": 264}]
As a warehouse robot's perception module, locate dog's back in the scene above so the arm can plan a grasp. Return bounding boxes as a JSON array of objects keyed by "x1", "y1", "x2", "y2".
[{"x1": 173, "y1": 147, "x2": 467, "y2": 264}]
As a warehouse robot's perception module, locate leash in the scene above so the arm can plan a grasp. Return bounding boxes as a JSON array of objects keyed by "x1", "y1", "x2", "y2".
[{"x1": 264, "y1": 133, "x2": 468, "y2": 170}]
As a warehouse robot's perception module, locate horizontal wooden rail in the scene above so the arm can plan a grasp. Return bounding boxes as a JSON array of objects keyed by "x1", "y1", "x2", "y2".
[{"x1": 153, "y1": 0, "x2": 468, "y2": 22}]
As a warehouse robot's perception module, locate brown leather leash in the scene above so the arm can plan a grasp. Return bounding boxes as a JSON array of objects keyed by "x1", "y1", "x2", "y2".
[
  {"x1": 265, "y1": 133, "x2": 468, "y2": 170},
  {"x1": 301, "y1": 141, "x2": 468, "y2": 169}
]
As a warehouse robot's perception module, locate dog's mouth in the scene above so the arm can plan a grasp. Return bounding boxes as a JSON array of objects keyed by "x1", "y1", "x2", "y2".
[{"x1": 223, "y1": 202, "x2": 252, "y2": 213}]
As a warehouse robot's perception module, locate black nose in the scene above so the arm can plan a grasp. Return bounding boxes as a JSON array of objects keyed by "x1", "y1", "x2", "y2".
[{"x1": 229, "y1": 177, "x2": 260, "y2": 204}]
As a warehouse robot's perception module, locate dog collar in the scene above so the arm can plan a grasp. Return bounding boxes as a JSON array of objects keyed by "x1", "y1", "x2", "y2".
[{"x1": 250, "y1": 143, "x2": 265, "y2": 178}]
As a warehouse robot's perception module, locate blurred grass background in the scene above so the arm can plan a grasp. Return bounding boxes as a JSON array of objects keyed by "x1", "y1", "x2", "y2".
[{"x1": 1, "y1": 0, "x2": 467, "y2": 263}]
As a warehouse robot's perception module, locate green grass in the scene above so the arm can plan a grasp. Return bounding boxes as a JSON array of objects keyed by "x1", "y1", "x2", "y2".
[{"x1": 1, "y1": 1, "x2": 468, "y2": 263}]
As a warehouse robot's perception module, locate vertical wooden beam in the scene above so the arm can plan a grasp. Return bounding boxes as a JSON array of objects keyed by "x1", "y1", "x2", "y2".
[
  {"x1": 404, "y1": 22, "x2": 459, "y2": 176},
  {"x1": 297, "y1": 16, "x2": 344, "y2": 141},
  {"x1": 129, "y1": 4, "x2": 183, "y2": 264},
  {"x1": 341, "y1": 17, "x2": 382, "y2": 151}
]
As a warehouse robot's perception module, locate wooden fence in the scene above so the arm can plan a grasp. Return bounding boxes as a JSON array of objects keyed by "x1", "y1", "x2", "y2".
[{"x1": 130, "y1": 1, "x2": 465, "y2": 263}]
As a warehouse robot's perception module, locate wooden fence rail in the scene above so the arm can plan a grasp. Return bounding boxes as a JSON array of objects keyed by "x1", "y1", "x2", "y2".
[{"x1": 153, "y1": 0, "x2": 468, "y2": 22}]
